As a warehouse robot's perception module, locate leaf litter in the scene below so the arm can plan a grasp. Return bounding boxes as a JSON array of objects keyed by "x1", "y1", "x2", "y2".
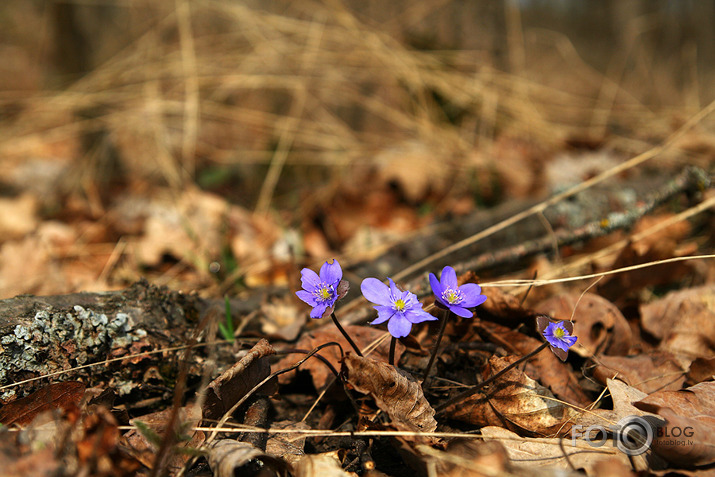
[{"x1": 0, "y1": 3, "x2": 713, "y2": 477}]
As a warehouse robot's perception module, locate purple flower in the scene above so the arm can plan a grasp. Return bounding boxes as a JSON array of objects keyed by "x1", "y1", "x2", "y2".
[
  {"x1": 361, "y1": 278, "x2": 437, "y2": 338},
  {"x1": 536, "y1": 316, "x2": 577, "y2": 361},
  {"x1": 429, "y1": 266, "x2": 487, "y2": 318},
  {"x1": 296, "y1": 259, "x2": 348, "y2": 319}
]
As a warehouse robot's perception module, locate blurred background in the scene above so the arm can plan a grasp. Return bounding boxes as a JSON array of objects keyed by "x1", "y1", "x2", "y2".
[{"x1": 0, "y1": 0, "x2": 713, "y2": 299}]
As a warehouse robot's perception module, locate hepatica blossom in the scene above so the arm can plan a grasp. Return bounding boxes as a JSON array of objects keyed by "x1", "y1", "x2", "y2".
[
  {"x1": 296, "y1": 259, "x2": 347, "y2": 319},
  {"x1": 361, "y1": 278, "x2": 436, "y2": 338},
  {"x1": 536, "y1": 315, "x2": 577, "y2": 361},
  {"x1": 429, "y1": 266, "x2": 487, "y2": 318}
]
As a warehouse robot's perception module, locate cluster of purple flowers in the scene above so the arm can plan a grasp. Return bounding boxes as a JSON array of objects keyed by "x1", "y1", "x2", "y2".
[
  {"x1": 297, "y1": 260, "x2": 487, "y2": 337},
  {"x1": 296, "y1": 259, "x2": 577, "y2": 358}
]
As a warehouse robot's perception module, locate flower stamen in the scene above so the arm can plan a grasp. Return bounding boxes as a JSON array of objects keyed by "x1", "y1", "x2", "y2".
[
  {"x1": 312, "y1": 283, "x2": 334, "y2": 303},
  {"x1": 441, "y1": 288, "x2": 465, "y2": 305}
]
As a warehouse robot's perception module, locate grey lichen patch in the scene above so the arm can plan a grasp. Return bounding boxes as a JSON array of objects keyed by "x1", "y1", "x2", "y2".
[{"x1": 0, "y1": 305, "x2": 147, "y2": 397}]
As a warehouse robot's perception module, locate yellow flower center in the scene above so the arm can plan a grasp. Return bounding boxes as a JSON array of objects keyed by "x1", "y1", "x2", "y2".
[
  {"x1": 442, "y1": 288, "x2": 464, "y2": 304},
  {"x1": 313, "y1": 284, "x2": 334, "y2": 303},
  {"x1": 554, "y1": 327, "x2": 566, "y2": 339},
  {"x1": 394, "y1": 298, "x2": 406, "y2": 311}
]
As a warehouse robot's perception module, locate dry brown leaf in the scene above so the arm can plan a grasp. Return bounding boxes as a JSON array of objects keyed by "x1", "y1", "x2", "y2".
[
  {"x1": 573, "y1": 378, "x2": 651, "y2": 430},
  {"x1": 0, "y1": 234, "x2": 67, "y2": 298},
  {"x1": 640, "y1": 285, "x2": 715, "y2": 361},
  {"x1": 478, "y1": 286, "x2": 531, "y2": 321},
  {"x1": 632, "y1": 404, "x2": 715, "y2": 467},
  {"x1": 0, "y1": 193, "x2": 38, "y2": 241},
  {"x1": 207, "y1": 439, "x2": 292, "y2": 477},
  {"x1": 76, "y1": 406, "x2": 142, "y2": 475},
  {"x1": 536, "y1": 293, "x2": 631, "y2": 356},
  {"x1": 341, "y1": 353, "x2": 437, "y2": 433},
  {"x1": 261, "y1": 298, "x2": 304, "y2": 341},
  {"x1": 265, "y1": 420, "x2": 311, "y2": 466},
  {"x1": 592, "y1": 352, "x2": 686, "y2": 394},
  {"x1": 0, "y1": 381, "x2": 85, "y2": 427},
  {"x1": 590, "y1": 458, "x2": 637, "y2": 477},
  {"x1": 203, "y1": 339, "x2": 277, "y2": 422},
  {"x1": 598, "y1": 214, "x2": 694, "y2": 301},
  {"x1": 421, "y1": 439, "x2": 509, "y2": 477},
  {"x1": 122, "y1": 405, "x2": 203, "y2": 472},
  {"x1": 274, "y1": 325, "x2": 402, "y2": 390},
  {"x1": 687, "y1": 357, "x2": 715, "y2": 385},
  {"x1": 295, "y1": 452, "x2": 354, "y2": 477},
  {"x1": 445, "y1": 355, "x2": 578, "y2": 436},
  {"x1": 375, "y1": 140, "x2": 450, "y2": 202},
  {"x1": 0, "y1": 446, "x2": 59, "y2": 477},
  {"x1": 130, "y1": 189, "x2": 227, "y2": 267},
  {"x1": 480, "y1": 425, "x2": 648, "y2": 474},
  {"x1": 634, "y1": 381, "x2": 715, "y2": 423}
]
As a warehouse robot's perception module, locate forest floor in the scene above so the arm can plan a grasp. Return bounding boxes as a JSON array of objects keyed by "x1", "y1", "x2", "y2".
[{"x1": 0, "y1": 2, "x2": 714, "y2": 476}]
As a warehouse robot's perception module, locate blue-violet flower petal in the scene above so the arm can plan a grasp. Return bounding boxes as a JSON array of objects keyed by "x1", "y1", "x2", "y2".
[
  {"x1": 296, "y1": 259, "x2": 345, "y2": 319},
  {"x1": 361, "y1": 277, "x2": 437, "y2": 338},
  {"x1": 428, "y1": 266, "x2": 487, "y2": 318}
]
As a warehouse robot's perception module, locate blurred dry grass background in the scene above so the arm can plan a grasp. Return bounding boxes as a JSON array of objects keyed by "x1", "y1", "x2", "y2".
[{"x1": 0, "y1": 0, "x2": 713, "y2": 297}]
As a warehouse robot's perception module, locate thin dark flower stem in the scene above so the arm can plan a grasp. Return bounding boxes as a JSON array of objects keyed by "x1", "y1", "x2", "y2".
[
  {"x1": 421, "y1": 309, "x2": 450, "y2": 385},
  {"x1": 389, "y1": 337, "x2": 396, "y2": 366},
  {"x1": 331, "y1": 312, "x2": 363, "y2": 357},
  {"x1": 435, "y1": 341, "x2": 548, "y2": 414}
]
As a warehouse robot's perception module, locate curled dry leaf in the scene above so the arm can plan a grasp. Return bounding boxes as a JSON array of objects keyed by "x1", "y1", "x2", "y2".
[
  {"x1": 341, "y1": 353, "x2": 437, "y2": 433},
  {"x1": 640, "y1": 285, "x2": 715, "y2": 361},
  {"x1": 592, "y1": 352, "x2": 686, "y2": 394},
  {"x1": 203, "y1": 338, "x2": 277, "y2": 422},
  {"x1": 207, "y1": 440, "x2": 292, "y2": 477},
  {"x1": 274, "y1": 325, "x2": 402, "y2": 390},
  {"x1": 445, "y1": 355, "x2": 577, "y2": 436},
  {"x1": 0, "y1": 381, "x2": 85, "y2": 427},
  {"x1": 536, "y1": 293, "x2": 631, "y2": 356}
]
